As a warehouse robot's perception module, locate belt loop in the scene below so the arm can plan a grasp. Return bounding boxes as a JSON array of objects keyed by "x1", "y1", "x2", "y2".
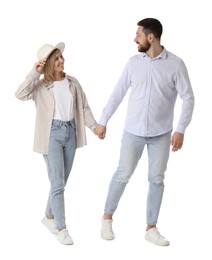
[{"x1": 71, "y1": 119, "x2": 75, "y2": 128}]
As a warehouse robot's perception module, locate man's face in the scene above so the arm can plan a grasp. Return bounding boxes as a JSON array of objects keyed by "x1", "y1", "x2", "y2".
[{"x1": 134, "y1": 26, "x2": 151, "y2": 53}]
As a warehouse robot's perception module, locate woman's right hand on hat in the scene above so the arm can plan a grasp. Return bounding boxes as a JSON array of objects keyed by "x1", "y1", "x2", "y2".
[{"x1": 34, "y1": 59, "x2": 46, "y2": 73}]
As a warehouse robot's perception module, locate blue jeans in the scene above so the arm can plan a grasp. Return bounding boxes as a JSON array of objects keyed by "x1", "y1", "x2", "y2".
[
  {"x1": 43, "y1": 119, "x2": 76, "y2": 230},
  {"x1": 104, "y1": 130, "x2": 171, "y2": 225}
]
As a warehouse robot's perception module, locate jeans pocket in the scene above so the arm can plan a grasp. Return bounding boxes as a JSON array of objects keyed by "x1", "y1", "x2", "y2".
[{"x1": 51, "y1": 124, "x2": 60, "y2": 131}]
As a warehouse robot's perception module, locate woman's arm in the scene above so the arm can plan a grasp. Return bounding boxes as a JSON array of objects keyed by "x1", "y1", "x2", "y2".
[{"x1": 15, "y1": 60, "x2": 45, "y2": 101}]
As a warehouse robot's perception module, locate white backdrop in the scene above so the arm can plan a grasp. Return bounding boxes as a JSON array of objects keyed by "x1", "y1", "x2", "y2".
[{"x1": 0, "y1": 0, "x2": 211, "y2": 259}]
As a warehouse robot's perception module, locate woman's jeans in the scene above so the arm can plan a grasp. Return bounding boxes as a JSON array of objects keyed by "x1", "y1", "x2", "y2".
[
  {"x1": 43, "y1": 119, "x2": 76, "y2": 230},
  {"x1": 104, "y1": 130, "x2": 171, "y2": 226}
]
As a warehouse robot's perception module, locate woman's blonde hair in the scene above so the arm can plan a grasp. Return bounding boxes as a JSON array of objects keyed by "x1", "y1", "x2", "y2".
[{"x1": 43, "y1": 49, "x2": 65, "y2": 84}]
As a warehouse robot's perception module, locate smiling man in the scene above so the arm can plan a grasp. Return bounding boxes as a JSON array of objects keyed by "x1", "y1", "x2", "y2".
[{"x1": 95, "y1": 18, "x2": 195, "y2": 246}]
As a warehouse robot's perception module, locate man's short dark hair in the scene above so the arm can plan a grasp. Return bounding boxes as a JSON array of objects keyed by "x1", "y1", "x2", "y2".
[{"x1": 137, "y1": 18, "x2": 163, "y2": 40}]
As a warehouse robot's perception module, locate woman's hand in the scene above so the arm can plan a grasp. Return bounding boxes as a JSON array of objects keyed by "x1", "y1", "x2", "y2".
[{"x1": 33, "y1": 59, "x2": 46, "y2": 73}]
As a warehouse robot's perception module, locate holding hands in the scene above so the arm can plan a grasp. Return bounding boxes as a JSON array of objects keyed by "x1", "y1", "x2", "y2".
[{"x1": 94, "y1": 124, "x2": 107, "y2": 140}]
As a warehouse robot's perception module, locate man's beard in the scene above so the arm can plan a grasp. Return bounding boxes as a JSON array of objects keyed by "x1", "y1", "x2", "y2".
[{"x1": 138, "y1": 41, "x2": 151, "y2": 53}]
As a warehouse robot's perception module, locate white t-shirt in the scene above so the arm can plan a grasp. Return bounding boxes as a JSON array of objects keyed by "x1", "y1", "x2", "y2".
[{"x1": 51, "y1": 78, "x2": 74, "y2": 121}]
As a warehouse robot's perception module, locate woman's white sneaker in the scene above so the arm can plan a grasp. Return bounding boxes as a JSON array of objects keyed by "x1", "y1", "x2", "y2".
[
  {"x1": 101, "y1": 218, "x2": 114, "y2": 240},
  {"x1": 41, "y1": 217, "x2": 59, "y2": 234},
  {"x1": 145, "y1": 227, "x2": 170, "y2": 246},
  {"x1": 56, "y1": 229, "x2": 74, "y2": 245}
]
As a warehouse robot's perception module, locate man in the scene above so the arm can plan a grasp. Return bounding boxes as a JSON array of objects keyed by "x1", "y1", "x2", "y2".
[{"x1": 95, "y1": 18, "x2": 194, "y2": 246}]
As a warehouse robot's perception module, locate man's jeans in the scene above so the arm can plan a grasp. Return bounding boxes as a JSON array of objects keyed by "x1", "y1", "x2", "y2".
[
  {"x1": 104, "y1": 130, "x2": 171, "y2": 225},
  {"x1": 43, "y1": 119, "x2": 76, "y2": 230}
]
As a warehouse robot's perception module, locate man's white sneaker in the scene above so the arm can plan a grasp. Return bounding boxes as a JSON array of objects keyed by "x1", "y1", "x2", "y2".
[
  {"x1": 145, "y1": 227, "x2": 170, "y2": 246},
  {"x1": 56, "y1": 229, "x2": 74, "y2": 245},
  {"x1": 41, "y1": 217, "x2": 59, "y2": 234},
  {"x1": 101, "y1": 218, "x2": 114, "y2": 240}
]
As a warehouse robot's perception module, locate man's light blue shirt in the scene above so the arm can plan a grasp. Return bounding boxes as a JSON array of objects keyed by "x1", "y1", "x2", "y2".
[{"x1": 99, "y1": 48, "x2": 194, "y2": 136}]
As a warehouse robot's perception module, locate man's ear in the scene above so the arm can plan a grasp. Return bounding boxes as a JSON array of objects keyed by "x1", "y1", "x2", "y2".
[{"x1": 147, "y1": 33, "x2": 154, "y2": 43}]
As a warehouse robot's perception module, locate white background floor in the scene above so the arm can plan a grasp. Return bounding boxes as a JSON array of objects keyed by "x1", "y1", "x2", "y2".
[{"x1": 0, "y1": 0, "x2": 211, "y2": 259}]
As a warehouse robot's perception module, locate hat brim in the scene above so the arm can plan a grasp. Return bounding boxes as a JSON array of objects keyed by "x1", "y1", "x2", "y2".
[
  {"x1": 37, "y1": 42, "x2": 65, "y2": 60},
  {"x1": 45, "y1": 42, "x2": 65, "y2": 59}
]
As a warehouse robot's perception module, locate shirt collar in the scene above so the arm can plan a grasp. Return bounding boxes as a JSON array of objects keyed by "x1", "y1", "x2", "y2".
[{"x1": 141, "y1": 47, "x2": 168, "y2": 60}]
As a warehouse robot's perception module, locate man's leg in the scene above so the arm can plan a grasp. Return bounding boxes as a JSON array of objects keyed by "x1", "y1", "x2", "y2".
[
  {"x1": 102, "y1": 130, "x2": 145, "y2": 239},
  {"x1": 145, "y1": 131, "x2": 171, "y2": 246}
]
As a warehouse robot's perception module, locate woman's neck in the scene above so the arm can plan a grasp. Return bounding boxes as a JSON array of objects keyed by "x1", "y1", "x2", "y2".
[{"x1": 54, "y1": 72, "x2": 65, "y2": 81}]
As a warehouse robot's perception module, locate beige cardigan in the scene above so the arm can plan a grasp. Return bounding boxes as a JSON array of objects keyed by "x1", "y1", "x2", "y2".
[{"x1": 15, "y1": 69, "x2": 97, "y2": 154}]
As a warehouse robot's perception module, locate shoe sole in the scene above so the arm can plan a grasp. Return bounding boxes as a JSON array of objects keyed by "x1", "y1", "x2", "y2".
[
  {"x1": 101, "y1": 233, "x2": 115, "y2": 240},
  {"x1": 145, "y1": 237, "x2": 170, "y2": 246},
  {"x1": 56, "y1": 238, "x2": 74, "y2": 245}
]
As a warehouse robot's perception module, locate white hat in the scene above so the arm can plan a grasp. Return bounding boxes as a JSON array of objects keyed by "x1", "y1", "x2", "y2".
[{"x1": 37, "y1": 42, "x2": 65, "y2": 60}]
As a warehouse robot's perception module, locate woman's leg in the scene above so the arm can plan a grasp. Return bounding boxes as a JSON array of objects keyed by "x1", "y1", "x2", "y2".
[{"x1": 43, "y1": 120, "x2": 76, "y2": 230}]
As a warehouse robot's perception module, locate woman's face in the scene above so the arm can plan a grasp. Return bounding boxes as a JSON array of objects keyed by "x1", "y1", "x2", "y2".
[{"x1": 52, "y1": 50, "x2": 65, "y2": 73}]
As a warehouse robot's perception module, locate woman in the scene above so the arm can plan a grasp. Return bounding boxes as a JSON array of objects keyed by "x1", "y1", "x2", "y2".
[{"x1": 15, "y1": 42, "x2": 97, "y2": 245}]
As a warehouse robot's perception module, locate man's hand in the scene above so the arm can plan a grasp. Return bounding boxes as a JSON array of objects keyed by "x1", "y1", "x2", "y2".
[
  {"x1": 171, "y1": 132, "x2": 184, "y2": 152},
  {"x1": 95, "y1": 124, "x2": 106, "y2": 139}
]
